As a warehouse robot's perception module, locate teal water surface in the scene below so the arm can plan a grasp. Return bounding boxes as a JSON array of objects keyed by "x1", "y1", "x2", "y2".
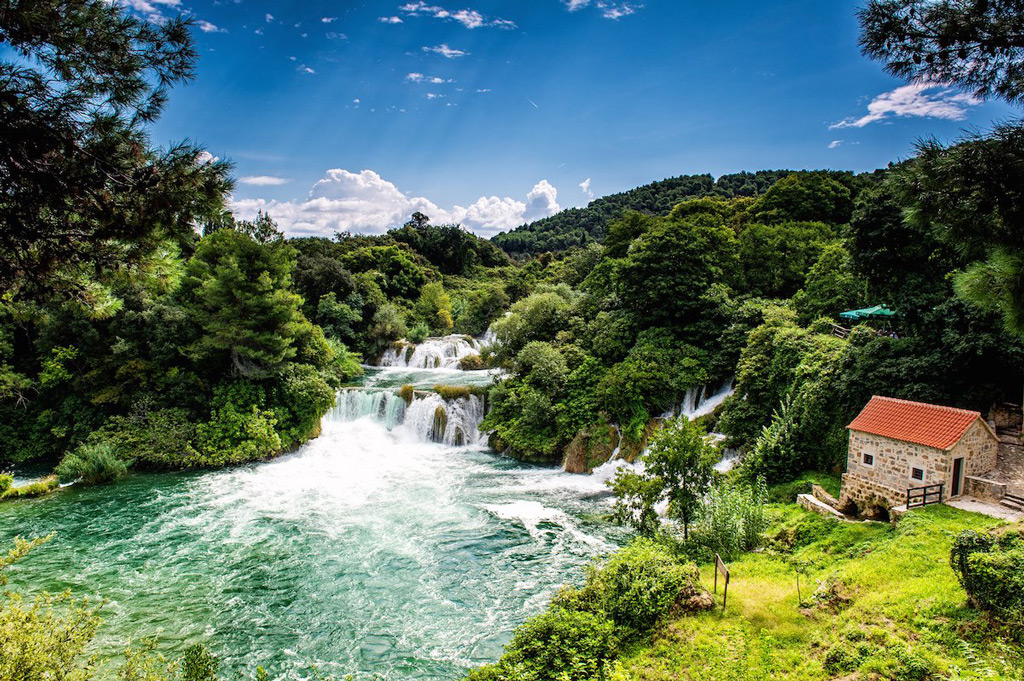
[{"x1": 0, "y1": 368, "x2": 624, "y2": 680}]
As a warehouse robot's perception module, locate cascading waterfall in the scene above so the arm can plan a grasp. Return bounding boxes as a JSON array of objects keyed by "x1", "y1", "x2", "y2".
[
  {"x1": 379, "y1": 335, "x2": 482, "y2": 369},
  {"x1": 403, "y1": 392, "x2": 487, "y2": 447},
  {"x1": 329, "y1": 386, "x2": 487, "y2": 447},
  {"x1": 329, "y1": 389, "x2": 408, "y2": 430}
]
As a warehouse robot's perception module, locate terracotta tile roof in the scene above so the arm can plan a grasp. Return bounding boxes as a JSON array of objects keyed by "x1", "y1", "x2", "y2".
[{"x1": 848, "y1": 396, "x2": 985, "y2": 450}]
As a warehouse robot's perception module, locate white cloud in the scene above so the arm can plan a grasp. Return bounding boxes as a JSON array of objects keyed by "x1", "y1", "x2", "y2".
[
  {"x1": 524, "y1": 180, "x2": 561, "y2": 222},
  {"x1": 580, "y1": 178, "x2": 594, "y2": 198},
  {"x1": 254, "y1": 27, "x2": 263, "y2": 35},
  {"x1": 563, "y1": 0, "x2": 640, "y2": 18},
  {"x1": 831, "y1": 82, "x2": 982, "y2": 129},
  {"x1": 380, "y1": 15, "x2": 403, "y2": 23},
  {"x1": 231, "y1": 170, "x2": 561, "y2": 237},
  {"x1": 196, "y1": 151, "x2": 219, "y2": 165},
  {"x1": 400, "y1": 2, "x2": 515, "y2": 29},
  {"x1": 239, "y1": 175, "x2": 289, "y2": 186},
  {"x1": 321, "y1": 16, "x2": 337, "y2": 23},
  {"x1": 828, "y1": 140, "x2": 843, "y2": 149},
  {"x1": 423, "y1": 44, "x2": 468, "y2": 59},
  {"x1": 265, "y1": 13, "x2": 273, "y2": 22},
  {"x1": 476, "y1": 88, "x2": 492, "y2": 93},
  {"x1": 406, "y1": 72, "x2": 453, "y2": 84},
  {"x1": 195, "y1": 20, "x2": 226, "y2": 33}
]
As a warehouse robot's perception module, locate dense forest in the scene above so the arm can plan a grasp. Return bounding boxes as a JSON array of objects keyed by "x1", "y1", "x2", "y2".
[
  {"x1": 3, "y1": 0, "x2": 1024, "y2": 680},
  {"x1": 490, "y1": 170, "x2": 849, "y2": 257}
]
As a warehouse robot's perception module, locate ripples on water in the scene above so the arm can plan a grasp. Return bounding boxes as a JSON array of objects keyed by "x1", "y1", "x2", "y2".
[{"x1": 0, "y1": 368, "x2": 627, "y2": 681}]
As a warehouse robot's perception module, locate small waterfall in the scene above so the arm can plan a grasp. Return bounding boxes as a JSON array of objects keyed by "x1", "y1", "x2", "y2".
[
  {"x1": 328, "y1": 389, "x2": 408, "y2": 430},
  {"x1": 379, "y1": 335, "x2": 481, "y2": 370},
  {"x1": 327, "y1": 387, "x2": 487, "y2": 447},
  {"x1": 674, "y1": 378, "x2": 735, "y2": 420},
  {"x1": 403, "y1": 392, "x2": 487, "y2": 447}
]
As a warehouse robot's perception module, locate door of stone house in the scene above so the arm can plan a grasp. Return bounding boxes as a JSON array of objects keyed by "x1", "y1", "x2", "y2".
[{"x1": 952, "y1": 457, "x2": 964, "y2": 496}]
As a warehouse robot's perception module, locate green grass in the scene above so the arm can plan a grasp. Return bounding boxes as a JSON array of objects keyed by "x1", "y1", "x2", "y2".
[
  {"x1": 617, "y1": 504, "x2": 1024, "y2": 680},
  {"x1": 766, "y1": 471, "x2": 842, "y2": 504},
  {"x1": 1, "y1": 475, "x2": 60, "y2": 501}
]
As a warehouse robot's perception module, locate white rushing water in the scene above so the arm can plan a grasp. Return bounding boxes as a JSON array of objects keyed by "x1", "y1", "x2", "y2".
[
  {"x1": 379, "y1": 335, "x2": 484, "y2": 370},
  {"x1": 332, "y1": 387, "x2": 488, "y2": 447},
  {"x1": 0, "y1": 367, "x2": 626, "y2": 681}
]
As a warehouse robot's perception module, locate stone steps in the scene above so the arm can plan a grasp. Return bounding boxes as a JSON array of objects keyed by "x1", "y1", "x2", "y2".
[{"x1": 1002, "y1": 492, "x2": 1024, "y2": 512}]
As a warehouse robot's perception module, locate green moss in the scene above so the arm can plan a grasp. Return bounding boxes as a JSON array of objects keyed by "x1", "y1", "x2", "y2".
[
  {"x1": 432, "y1": 384, "x2": 488, "y2": 400},
  {"x1": 398, "y1": 384, "x2": 416, "y2": 404}
]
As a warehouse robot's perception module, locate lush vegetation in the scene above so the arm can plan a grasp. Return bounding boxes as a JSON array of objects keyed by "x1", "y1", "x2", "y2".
[{"x1": 491, "y1": 170, "x2": 843, "y2": 257}]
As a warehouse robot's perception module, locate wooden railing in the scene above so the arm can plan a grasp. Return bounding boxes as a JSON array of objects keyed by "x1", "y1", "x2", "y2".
[{"x1": 906, "y1": 483, "x2": 943, "y2": 509}]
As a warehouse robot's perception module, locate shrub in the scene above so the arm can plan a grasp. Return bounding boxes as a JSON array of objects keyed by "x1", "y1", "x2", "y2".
[
  {"x1": 408, "y1": 322, "x2": 430, "y2": 344},
  {"x1": 398, "y1": 384, "x2": 416, "y2": 404},
  {"x1": 950, "y1": 529, "x2": 1024, "y2": 620},
  {"x1": 490, "y1": 608, "x2": 618, "y2": 681},
  {"x1": 557, "y1": 538, "x2": 709, "y2": 633},
  {"x1": 458, "y1": 354, "x2": 485, "y2": 371},
  {"x1": 685, "y1": 478, "x2": 769, "y2": 562},
  {"x1": 2, "y1": 475, "x2": 59, "y2": 500},
  {"x1": 54, "y1": 442, "x2": 129, "y2": 485},
  {"x1": 0, "y1": 474, "x2": 11, "y2": 495}
]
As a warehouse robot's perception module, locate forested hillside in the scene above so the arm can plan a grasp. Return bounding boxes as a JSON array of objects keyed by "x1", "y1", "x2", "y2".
[{"x1": 491, "y1": 170, "x2": 857, "y2": 257}]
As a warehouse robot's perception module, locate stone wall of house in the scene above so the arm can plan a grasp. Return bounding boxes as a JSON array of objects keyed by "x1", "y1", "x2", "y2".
[
  {"x1": 841, "y1": 431, "x2": 949, "y2": 508},
  {"x1": 956, "y1": 420, "x2": 999, "y2": 478}
]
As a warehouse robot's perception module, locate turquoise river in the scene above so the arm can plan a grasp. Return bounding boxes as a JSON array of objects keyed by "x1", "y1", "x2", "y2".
[{"x1": 0, "y1": 365, "x2": 629, "y2": 680}]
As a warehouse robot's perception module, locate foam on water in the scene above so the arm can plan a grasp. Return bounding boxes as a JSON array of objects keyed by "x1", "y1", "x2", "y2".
[{"x1": 0, "y1": 369, "x2": 624, "y2": 681}]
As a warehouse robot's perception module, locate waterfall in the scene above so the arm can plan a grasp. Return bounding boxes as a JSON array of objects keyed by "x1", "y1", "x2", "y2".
[
  {"x1": 378, "y1": 335, "x2": 481, "y2": 369},
  {"x1": 403, "y1": 392, "x2": 487, "y2": 447},
  {"x1": 674, "y1": 378, "x2": 735, "y2": 420},
  {"x1": 327, "y1": 387, "x2": 487, "y2": 447},
  {"x1": 327, "y1": 389, "x2": 407, "y2": 430}
]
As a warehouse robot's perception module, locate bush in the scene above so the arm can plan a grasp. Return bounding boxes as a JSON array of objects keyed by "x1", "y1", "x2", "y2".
[
  {"x1": 950, "y1": 529, "x2": 1024, "y2": 620},
  {"x1": 408, "y1": 322, "x2": 430, "y2": 344},
  {"x1": 54, "y1": 442, "x2": 129, "y2": 485},
  {"x1": 0, "y1": 474, "x2": 11, "y2": 495},
  {"x1": 458, "y1": 354, "x2": 485, "y2": 371},
  {"x1": 471, "y1": 608, "x2": 618, "y2": 681},
  {"x1": 2, "y1": 475, "x2": 59, "y2": 500},
  {"x1": 557, "y1": 538, "x2": 709, "y2": 633},
  {"x1": 685, "y1": 478, "x2": 769, "y2": 562}
]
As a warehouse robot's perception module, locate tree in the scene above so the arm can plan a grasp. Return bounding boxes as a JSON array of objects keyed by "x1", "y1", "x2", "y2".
[
  {"x1": 859, "y1": 0, "x2": 1024, "y2": 105},
  {"x1": 890, "y1": 124, "x2": 1024, "y2": 336},
  {"x1": 615, "y1": 213, "x2": 739, "y2": 333},
  {"x1": 414, "y1": 282, "x2": 454, "y2": 333},
  {"x1": 610, "y1": 417, "x2": 717, "y2": 539},
  {"x1": 0, "y1": 0, "x2": 231, "y2": 302},
  {"x1": 792, "y1": 242, "x2": 868, "y2": 323},
  {"x1": 181, "y1": 226, "x2": 304, "y2": 377}
]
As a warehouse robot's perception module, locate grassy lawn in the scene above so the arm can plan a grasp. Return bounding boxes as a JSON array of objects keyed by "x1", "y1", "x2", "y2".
[{"x1": 618, "y1": 505, "x2": 1024, "y2": 680}]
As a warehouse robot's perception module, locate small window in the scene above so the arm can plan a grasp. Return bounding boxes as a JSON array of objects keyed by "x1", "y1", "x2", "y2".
[
  {"x1": 911, "y1": 467, "x2": 924, "y2": 481},
  {"x1": 862, "y1": 453, "x2": 874, "y2": 466}
]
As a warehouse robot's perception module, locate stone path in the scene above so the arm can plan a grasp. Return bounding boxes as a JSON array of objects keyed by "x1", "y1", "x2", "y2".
[{"x1": 946, "y1": 496, "x2": 1024, "y2": 522}]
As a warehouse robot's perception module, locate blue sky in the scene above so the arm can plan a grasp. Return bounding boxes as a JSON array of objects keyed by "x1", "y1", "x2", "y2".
[{"x1": 136, "y1": 0, "x2": 1018, "y2": 236}]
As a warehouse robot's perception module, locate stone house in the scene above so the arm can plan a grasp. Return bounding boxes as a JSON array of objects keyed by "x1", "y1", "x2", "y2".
[{"x1": 840, "y1": 396, "x2": 999, "y2": 511}]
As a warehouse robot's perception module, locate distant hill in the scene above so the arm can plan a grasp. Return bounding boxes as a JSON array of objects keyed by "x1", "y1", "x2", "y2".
[{"x1": 491, "y1": 170, "x2": 803, "y2": 257}]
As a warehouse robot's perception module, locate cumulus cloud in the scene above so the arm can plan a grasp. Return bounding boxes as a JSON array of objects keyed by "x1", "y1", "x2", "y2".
[
  {"x1": 828, "y1": 140, "x2": 843, "y2": 149},
  {"x1": 423, "y1": 44, "x2": 468, "y2": 58},
  {"x1": 321, "y1": 16, "x2": 337, "y2": 23},
  {"x1": 831, "y1": 82, "x2": 982, "y2": 129},
  {"x1": 579, "y1": 178, "x2": 594, "y2": 198},
  {"x1": 239, "y1": 175, "x2": 289, "y2": 186},
  {"x1": 231, "y1": 169, "x2": 561, "y2": 237},
  {"x1": 379, "y1": 16, "x2": 403, "y2": 23},
  {"x1": 265, "y1": 13, "x2": 273, "y2": 22}
]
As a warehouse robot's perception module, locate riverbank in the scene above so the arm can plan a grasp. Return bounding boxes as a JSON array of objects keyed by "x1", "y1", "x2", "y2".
[{"x1": 530, "y1": 504, "x2": 1023, "y2": 680}]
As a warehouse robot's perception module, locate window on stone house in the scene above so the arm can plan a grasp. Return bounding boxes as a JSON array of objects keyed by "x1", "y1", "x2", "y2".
[
  {"x1": 862, "y1": 453, "x2": 874, "y2": 466},
  {"x1": 911, "y1": 467, "x2": 924, "y2": 481}
]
